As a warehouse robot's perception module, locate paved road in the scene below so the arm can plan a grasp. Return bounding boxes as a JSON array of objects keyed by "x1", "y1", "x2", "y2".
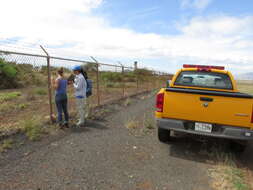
[{"x1": 0, "y1": 93, "x2": 214, "y2": 190}]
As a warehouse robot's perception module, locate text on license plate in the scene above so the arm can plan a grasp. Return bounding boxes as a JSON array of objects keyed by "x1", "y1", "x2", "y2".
[{"x1": 195, "y1": 122, "x2": 212, "y2": 133}]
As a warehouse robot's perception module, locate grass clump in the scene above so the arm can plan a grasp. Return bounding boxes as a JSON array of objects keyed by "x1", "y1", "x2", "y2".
[
  {"x1": 0, "y1": 139, "x2": 14, "y2": 152},
  {"x1": 0, "y1": 91, "x2": 21, "y2": 103},
  {"x1": 105, "y1": 82, "x2": 123, "y2": 88},
  {"x1": 231, "y1": 168, "x2": 250, "y2": 190},
  {"x1": 124, "y1": 98, "x2": 131, "y2": 107},
  {"x1": 125, "y1": 120, "x2": 139, "y2": 129},
  {"x1": 35, "y1": 88, "x2": 47, "y2": 95},
  {"x1": 0, "y1": 102, "x2": 15, "y2": 113},
  {"x1": 17, "y1": 103, "x2": 29, "y2": 109},
  {"x1": 22, "y1": 118, "x2": 44, "y2": 141},
  {"x1": 143, "y1": 113, "x2": 155, "y2": 130},
  {"x1": 209, "y1": 151, "x2": 251, "y2": 190}
]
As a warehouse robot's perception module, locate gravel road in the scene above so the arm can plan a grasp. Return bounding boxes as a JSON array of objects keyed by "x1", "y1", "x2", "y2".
[{"x1": 0, "y1": 92, "x2": 215, "y2": 190}]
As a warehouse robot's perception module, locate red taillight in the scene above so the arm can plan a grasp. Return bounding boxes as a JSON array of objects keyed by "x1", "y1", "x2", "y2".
[{"x1": 156, "y1": 93, "x2": 164, "y2": 112}]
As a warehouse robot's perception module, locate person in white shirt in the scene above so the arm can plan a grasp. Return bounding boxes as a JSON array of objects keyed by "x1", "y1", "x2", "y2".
[{"x1": 72, "y1": 65, "x2": 87, "y2": 126}]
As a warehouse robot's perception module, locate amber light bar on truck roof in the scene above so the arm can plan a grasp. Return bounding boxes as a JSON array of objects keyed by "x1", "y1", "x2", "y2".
[{"x1": 183, "y1": 64, "x2": 225, "y2": 70}]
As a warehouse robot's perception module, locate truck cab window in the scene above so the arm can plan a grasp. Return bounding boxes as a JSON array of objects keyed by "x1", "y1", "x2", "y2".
[{"x1": 174, "y1": 71, "x2": 233, "y2": 90}]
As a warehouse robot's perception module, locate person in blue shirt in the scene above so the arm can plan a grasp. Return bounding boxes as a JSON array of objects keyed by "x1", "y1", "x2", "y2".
[
  {"x1": 72, "y1": 65, "x2": 87, "y2": 126},
  {"x1": 53, "y1": 67, "x2": 69, "y2": 128}
]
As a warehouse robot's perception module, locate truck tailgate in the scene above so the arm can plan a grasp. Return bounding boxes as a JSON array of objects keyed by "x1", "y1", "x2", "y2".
[{"x1": 163, "y1": 88, "x2": 253, "y2": 129}]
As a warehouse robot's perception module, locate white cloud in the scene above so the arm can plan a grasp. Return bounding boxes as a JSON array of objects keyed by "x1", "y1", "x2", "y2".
[
  {"x1": 180, "y1": 0, "x2": 213, "y2": 10},
  {"x1": 0, "y1": 0, "x2": 253, "y2": 73},
  {"x1": 193, "y1": 0, "x2": 212, "y2": 10}
]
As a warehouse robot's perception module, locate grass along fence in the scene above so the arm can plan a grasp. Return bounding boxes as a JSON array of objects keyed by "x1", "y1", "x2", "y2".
[{"x1": 0, "y1": 50, "x2": 171, "y2": 137}]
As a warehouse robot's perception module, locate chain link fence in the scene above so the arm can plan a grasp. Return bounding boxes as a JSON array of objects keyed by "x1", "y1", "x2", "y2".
[{"x1": 0, "y1": 49, "x2": 172, "y2": 137}]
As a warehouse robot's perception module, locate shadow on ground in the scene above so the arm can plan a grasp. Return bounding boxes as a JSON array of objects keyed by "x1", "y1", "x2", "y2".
[
  {"x1": 68, "y1": 120, "x2": 108, "y2": 133},
  {"x1": 168, "y1": 134, "x2": 253, "y2": 171}
]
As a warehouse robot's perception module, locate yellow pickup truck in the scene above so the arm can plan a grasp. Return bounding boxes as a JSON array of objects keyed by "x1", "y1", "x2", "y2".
[{"x1": 155, "y1": 65, "x2": 253, "y2": 151}]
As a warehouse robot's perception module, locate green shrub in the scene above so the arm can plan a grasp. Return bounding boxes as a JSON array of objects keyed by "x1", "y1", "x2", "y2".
[
  {"x1": 101, "y1": 72, "x2": 123, "y2": 82},
  {"x1": 143, "y1": 113, "x2": 155, "y2": 130},
  {"x1": 1, "y1": 64, "x2": 17, "y2": 78},
  {"x1": 22, "y1": 118, "x2": 43, "y2": 141},
  {"x1": 105, "y1": 82, "x2": 114, "y2": 88},
  {"x1": 0, "y1": 91, "x2": 21, "y2": 103},
  {"x1": 18, "y1": 103, "x2": 29, "y2": 109},
  {"x1": 35, "y1": 88, "x2": 47, "y2": 95},
  {"x1": 0, "y1": 59, "x2": 19, "y2": 88},
  {"x1": 0, "y1": 139, "x2": 14, "y2": 152},
  {"x1": 0, "y1": 59, "x2": 47, "y2": 89},
  {"x1": 105, "y1": 82, "x2": 123, "y2": 88}
]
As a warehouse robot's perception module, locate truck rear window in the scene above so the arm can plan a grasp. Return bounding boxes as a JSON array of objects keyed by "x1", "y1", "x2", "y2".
[{"x1": 174, "y1": 71, "x2": 233, "y2": 90}]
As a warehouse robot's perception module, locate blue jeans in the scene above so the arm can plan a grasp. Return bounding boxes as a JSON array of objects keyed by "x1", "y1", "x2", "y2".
[{"x1": 55, "y1": 94, "x2": 69, "y2": 123}]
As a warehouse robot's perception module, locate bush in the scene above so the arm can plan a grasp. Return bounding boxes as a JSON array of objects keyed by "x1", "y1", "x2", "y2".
[
  {"x1": 101, "y1": 72, "x2": 123, "y2": 82},
  {"x1": 35, "y1": 88, "x2": 47, "y2": 95},
  {"x1": 1, "y1": 63, "x2": 17, "y2": 78},
  {"x1": 0, "y1": 139, "x2": 14, "y2": 152},
  {"x1": 0, "y1": 59, "x2": 18, "y2": 88},
  {"x1": 0, "y1": 58, "x2": 46, "y2": 89},
  {"x1": 0, "y1": 91, "x2": 21, "y2": 103},
  {"x1": 105, "y1": 82, "x2": 123, "y2": 88},
  {"x1": 22, "y1": 118, "x2": 43, "y2": 141}
]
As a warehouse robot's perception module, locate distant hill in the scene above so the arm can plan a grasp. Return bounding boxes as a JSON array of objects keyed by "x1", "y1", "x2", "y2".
[{"x1": 236, "y1": 72, "x2": 253, "y2": 80}]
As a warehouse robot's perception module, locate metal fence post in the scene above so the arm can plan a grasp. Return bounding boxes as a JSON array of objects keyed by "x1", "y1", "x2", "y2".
[
  {"x1": 96, "y1": 63, "x2": 100, "y2": 106},
  {"x1": 90, "y1": 56, "x2": 101, "y2": 106},
  {"x1": 136, "y1": 73, "x2": 139, "y2": 92},
  {"x1": 40, "y1": 45, "x2": 53, "y2": 123},
  {"x1": 122, "y1": 66, "x2": 125, "y2": 97}
]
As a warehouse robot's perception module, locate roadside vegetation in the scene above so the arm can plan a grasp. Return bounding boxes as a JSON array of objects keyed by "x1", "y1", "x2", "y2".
[
  {"x1": 209, "y1": 151, "x2": 251, "y2": 190},
  {"x1": 125, "y1": 111, "x2": 156, "y2": 136},
  {"x1": 237, "y1": 81, "x2": 253, "y2": 95},
  {"x1": 22, "y1": 117, "x2": 45, "y2": 141},
  {"x1": 0, "y1": 139, "x2": 14, "y2": 153},
  {"x1": 0, "y1": 58, "x2": 165, "y2": 155}
]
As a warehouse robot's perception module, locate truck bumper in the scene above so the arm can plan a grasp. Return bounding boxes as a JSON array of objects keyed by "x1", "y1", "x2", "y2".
[{"x1": 157, "y1": 118, "x2": 253, "y2": 141}]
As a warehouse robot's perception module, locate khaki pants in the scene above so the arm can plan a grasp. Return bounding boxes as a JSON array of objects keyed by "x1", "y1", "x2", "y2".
[{"x1": 76, "y1": 98, "x2": 87, "y2": 124}]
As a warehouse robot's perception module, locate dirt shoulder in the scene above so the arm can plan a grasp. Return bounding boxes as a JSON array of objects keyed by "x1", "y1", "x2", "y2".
[{"x1": 0, "y1": 92, "x2": 212, "y2": 190}]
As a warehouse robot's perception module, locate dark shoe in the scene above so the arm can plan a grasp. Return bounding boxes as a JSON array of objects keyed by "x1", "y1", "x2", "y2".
[
  {"x1": 58, "y1": 121, "x2": 64, "y2": 129},
  {"x1": 63, "y1": 121, "x2": 69, "y2": 128}
]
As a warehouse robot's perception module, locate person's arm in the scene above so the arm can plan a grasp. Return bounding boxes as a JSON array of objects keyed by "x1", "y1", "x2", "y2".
[
  {"x1": 53, "y1": 78, "x2": 60, "y2": 90},
  {"x1": 73, "y1": 76, "x2": 81, "y2": 90}
]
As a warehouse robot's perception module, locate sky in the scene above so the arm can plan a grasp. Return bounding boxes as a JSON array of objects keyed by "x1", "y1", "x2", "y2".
[{"x1": 0, "y1": 0, "x2": 253, "y2": 74}]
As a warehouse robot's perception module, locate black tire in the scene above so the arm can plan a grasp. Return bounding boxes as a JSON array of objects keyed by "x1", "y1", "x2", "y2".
[{"x1": 158, "y1": 127, "x2": 171, "y2": 143}]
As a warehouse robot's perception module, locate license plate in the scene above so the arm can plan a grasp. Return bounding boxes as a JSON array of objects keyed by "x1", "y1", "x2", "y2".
[{"x1": 195, "y1": 122, "x2": 212, "y2": 133}]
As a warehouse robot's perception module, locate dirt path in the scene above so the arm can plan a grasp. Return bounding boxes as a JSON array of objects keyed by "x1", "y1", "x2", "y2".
[{"x1": 0, "y1": 93, "x2": 216, "y2": 190}]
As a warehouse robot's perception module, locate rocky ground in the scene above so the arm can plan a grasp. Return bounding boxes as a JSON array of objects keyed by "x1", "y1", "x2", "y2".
[{"x1": 0, "y1": 92, "x2": 252, "y2": 190}]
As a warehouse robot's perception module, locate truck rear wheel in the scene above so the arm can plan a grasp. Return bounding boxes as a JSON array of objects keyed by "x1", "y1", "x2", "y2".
[{"x1": 158, "y1": 127, "x2": 171, "y2": 143}]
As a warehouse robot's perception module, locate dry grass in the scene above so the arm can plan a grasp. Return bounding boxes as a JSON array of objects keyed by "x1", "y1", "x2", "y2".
[
  {"x1": 0, "y1": 91, "x2": 21, "y2": 103},
  {"x1": 143, "y1": 113, "x2": 155, "y2": 130},
  {"x1": 208, "y1": 151, "x2": 251, "y2": 190},
  {"x1": 0, "y1": 139, "x2": 14, "y2": 153},
  {"x1": 237, "y1": 81, "x2": 253, "y2": 95},
  {"x1": 34, "y1": 88, "x2": 47, "y2": 96},
  {"x1": 22, "y1": 117, "x2": 45, "y2": 141},
  {"x1": 125, "y1": 120, "x2": 139, "y2": 129},
  {"x1": 123, "y1": 98, "x2": 132, "y2": 107}
]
